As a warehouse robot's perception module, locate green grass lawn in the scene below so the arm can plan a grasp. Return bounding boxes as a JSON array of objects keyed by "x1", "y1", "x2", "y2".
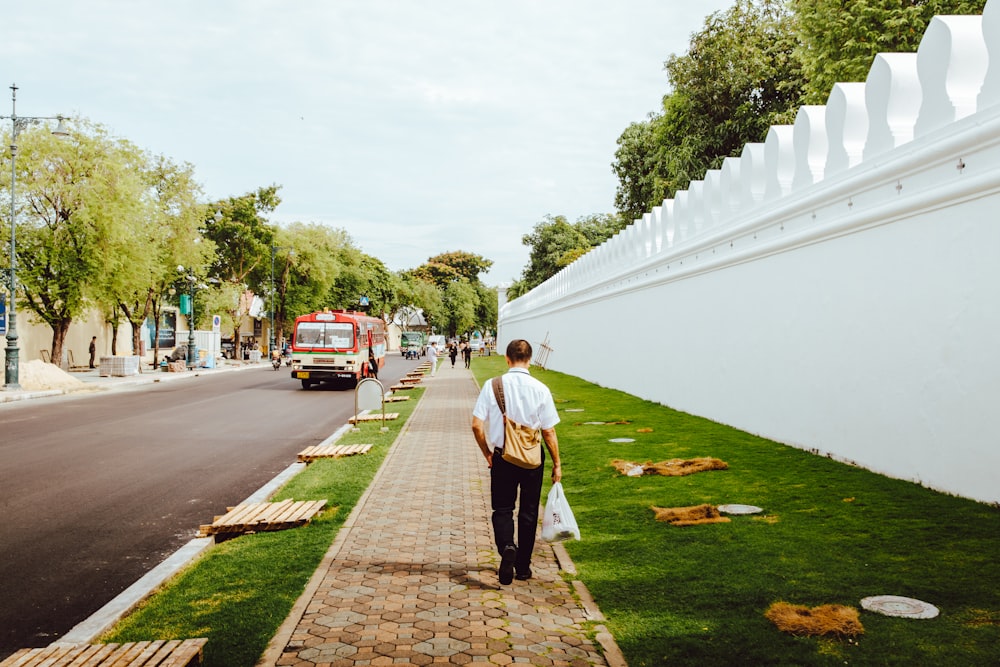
[
  {"x1": 101, "y1": 386, "x2": 425, "y2": 667},
  {"x1": 471, "y1": 355, "x2": 1000, "y2": 666}
]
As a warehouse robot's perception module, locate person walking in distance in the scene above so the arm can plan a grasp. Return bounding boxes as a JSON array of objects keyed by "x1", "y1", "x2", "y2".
[
  {"x1": 88, "y1": 336, "x2": 97, "y2": 369},
  {"x1": 463, "y1": 341, "x2": 472, "y2": 368},
  {"x1": 449, "y1": 342, "x2": 458, "y2": 368},
  {"x1": 471, "y1": 339, "x2": 561, "y2": 585},
  {"x1": 427, "y1": 341, "x2": 439, "y2": 376}
]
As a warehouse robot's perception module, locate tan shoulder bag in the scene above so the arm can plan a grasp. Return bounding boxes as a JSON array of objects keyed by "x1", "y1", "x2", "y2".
[{"x1": 491, "y1": 376, "x2": 543, "y2": 469}]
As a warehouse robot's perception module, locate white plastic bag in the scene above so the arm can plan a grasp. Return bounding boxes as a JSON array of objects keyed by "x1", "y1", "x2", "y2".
[{"x1": 541, "y1": 482, "x2": 580, "y2": 542}]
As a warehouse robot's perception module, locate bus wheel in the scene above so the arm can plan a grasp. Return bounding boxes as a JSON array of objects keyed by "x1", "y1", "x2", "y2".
[{"x1": 301, "y1": 379, "x2": 313, "y2": 390}]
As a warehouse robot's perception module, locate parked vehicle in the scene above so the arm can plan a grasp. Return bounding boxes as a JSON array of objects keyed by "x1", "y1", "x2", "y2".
[{"x1": 400, "y1": 331, "x2": 425, "y2": 358}]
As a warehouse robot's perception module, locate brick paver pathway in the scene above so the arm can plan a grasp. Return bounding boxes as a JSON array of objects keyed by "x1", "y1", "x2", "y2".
[{"x1": 263, "y1": 366, "x2": 608, "y2": 666}]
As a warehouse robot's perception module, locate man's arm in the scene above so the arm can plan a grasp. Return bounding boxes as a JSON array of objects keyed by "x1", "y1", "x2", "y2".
[
  {"x1": 471, "y1": 416, "x2": 494, "y2": 468},
  {"x1": 541, "y1": 427, "x2": 561, "y2": 483}
]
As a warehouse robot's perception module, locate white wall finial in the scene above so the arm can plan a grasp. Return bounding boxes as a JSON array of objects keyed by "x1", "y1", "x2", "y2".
[
  {"x1": 792, "y1": 106, "x2": 829, "y2": 190},
  {"x1": 825, "y1": 82, "x2": 868, "y2": 175},
  {"x1": 864, "y1": 53, "x2": 921, "y2": 160},
  {"x1": 977, "y1": 0, "x2": 1000, "y2": 109},
  {"x1": 915, "y1": 15, "x2": 989, "y2": 137},
  {"x1": 764, "y1": 126, "x2": 795, "y2": 200}
]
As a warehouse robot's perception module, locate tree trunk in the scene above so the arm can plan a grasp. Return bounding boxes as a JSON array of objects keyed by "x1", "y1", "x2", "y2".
[
  {"x1": 110, "y1": 325, "x2": 119, "y2": 356},
  {"x1": 49, "y1": 318, "x2": 73, "y2": 369}
]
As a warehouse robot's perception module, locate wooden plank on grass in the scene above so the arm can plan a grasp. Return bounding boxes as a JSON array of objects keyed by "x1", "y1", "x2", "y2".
[
  {"x1": 200, "y1": 501, "x2": 327, "y2": 536},
  {"x1": 0, "y1": 640, "x2": 207, "y2": 667},
  {"x1": 348, "y1": 413, "x2": 399, "y2": 424},
  {"x1": 297, "y1": 444, "x2": 373, "y2": 462}
]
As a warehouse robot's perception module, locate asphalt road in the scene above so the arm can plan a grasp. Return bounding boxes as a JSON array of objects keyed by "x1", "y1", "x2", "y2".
[{"x1": 0, "y1": 355, "x2": 419, "y2": 655}]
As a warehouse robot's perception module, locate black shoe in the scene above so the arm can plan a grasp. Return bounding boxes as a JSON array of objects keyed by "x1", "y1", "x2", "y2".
[
  {"x1": 498, "y1": 545, "x2": 516, "y2": 585},
  {"x1": 515, "y1": 568, "x2": 532, "y2": 581}
]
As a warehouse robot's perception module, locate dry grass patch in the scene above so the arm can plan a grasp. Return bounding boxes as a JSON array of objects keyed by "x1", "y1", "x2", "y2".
[
  {"x1": 765, "y1": 602, "x2": 864, "y2": 638},
  {"x1": 613, "y1": 457, "x2": 728, "y2": 477},
  {"x1": 651, "y1": 504, "x2": 731, "y2": 526}
]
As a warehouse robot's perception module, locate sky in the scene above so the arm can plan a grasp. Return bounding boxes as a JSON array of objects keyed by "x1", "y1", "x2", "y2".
[{"x1": 2, "y1": 0, "x2": 734, "y2": 286}]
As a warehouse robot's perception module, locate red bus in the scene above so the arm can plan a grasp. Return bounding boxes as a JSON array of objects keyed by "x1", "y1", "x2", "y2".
[{"x1": 289, "y1": 310, "x2": 386, "y2": 389}]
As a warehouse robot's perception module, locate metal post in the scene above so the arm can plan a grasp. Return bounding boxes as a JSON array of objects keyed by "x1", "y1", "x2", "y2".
[
  {"x1": 269, "y1": 245, "x2": 275, "y2": 356},
  {"x1": 3, "y1": 84, "x2": 68, "y2": 390},
  {"x1": 4, "y1": 85, "x2": 21, "y2": 389},
  {"x1": 187, "y1": 277, "x2": 196, "y2": 370}
]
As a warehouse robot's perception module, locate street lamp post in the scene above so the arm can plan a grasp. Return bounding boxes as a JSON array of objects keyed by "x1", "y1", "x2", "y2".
[
  {"x1": 2, "y1": 84, "x2": 68, "y2": 390},
  {"x1": 269, "y1": 246, "x2": 291, "y2": 356}
]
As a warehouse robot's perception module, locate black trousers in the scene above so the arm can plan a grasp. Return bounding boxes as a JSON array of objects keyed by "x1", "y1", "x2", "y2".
[{"x1": 490, "y1": 448, "x2": 544, "y2": 573}]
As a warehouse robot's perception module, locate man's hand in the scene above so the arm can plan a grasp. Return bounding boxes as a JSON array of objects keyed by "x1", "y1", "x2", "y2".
[{"x1": 551, "y1": 462, "x2": 562, "y2": 483}]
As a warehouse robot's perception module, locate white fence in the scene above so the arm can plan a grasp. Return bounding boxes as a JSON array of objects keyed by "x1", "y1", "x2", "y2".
[{"x1": 499, "y1": 1, "x2": 1000, "y2": 505}]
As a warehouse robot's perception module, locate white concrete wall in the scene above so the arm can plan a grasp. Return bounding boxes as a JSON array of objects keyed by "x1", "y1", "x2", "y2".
[{"x1": 499, "y1": 1, "x2": 1000, "y2": 504}]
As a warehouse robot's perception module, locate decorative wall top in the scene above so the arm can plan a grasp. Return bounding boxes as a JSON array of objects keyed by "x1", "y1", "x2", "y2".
[{"x1": 503, "y1": 0, "x2": 1000, "y2": 320}]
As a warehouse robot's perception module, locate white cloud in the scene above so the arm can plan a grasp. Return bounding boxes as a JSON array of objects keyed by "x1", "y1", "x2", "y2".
[{"x1": 2, "y1": 0, "x2": 734, "y2": 284}]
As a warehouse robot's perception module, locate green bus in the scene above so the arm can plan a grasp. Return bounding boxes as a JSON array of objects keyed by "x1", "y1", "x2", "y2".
[{"x1": 400, "y1": 331, "x2": 425, "y2": 358}]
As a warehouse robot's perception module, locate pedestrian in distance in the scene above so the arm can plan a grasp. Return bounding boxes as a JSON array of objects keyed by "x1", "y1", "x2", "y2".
[
  {"x1": 449, "y1": 343, "x2": 458, "y2": 368},
  {"x1": 89, "y1": 336, "x2": 97, "y2": 368},
  {"x1": 463, "y1": 342, "x2": 472, "y2": 368},
  {"x1": 471, "y1": 339, "x2": 562, "y2": 585}
]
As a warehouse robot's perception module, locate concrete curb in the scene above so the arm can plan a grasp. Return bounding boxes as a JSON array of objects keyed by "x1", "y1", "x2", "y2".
[{"x1": 553, "y1": 540, "x2": 629, "y2": 667}]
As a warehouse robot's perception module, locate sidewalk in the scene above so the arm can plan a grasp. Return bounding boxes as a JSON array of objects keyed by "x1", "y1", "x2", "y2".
[
  {"x1": 261, "y1": 365, "x2": 617, "y2": 667},
  {"x1": 0, "y1": 360, "x2": 260, "y2": 403}
]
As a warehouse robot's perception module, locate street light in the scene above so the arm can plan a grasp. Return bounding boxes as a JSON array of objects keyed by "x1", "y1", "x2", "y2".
[
  {"x1": 178, "y1": 267, "x2": 198, "y2": 370},
  {"x1": 2, "y1": 83, "x2": 68, "y2": 390},
  {"x1": 177, "y1": 266, "x2": 217, "y2": 370},
  {"x1": 269, "y1": 245, "x2": 292, "y2": 356}
]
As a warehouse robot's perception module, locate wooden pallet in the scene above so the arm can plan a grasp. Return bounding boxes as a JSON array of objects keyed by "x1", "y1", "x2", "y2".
[
  {"x1": 399, "y1": 377, "x2": 422, "y2": 384},
  {"x1": 384, "y1": 395, "x2": 410, "y2": 402},
  {"x1": 0, "y1": 639, "x2": 207, "y2": 667},
  {"x1": 348, "y1": 413, "x2": 399, "y2": 424},
  {"x1": 198, "y1": 499, "x2": 327, "y2": 537},
  {"x1": 297, "y1": 443, "x2": 373, "y2": 462},
  {"x1": 389, "y1": 384, "x2": 416, "y2": 391}
]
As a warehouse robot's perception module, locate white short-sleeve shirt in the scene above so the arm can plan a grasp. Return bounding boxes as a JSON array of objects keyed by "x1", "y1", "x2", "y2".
[{"x1": 473, "y1": 368, "x2": 560, "y2": 450}]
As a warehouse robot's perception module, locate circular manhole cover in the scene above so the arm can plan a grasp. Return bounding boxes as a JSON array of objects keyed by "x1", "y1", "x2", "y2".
[
  {"x1": 609, "y1": 438, "x2": 635, "y2": 443},
  {"x1": 860, "y1": 595, "x2": 939, "y2": 619},
  {"x1": 717, "y1": 504, "x2": 763, "y2": 515}
]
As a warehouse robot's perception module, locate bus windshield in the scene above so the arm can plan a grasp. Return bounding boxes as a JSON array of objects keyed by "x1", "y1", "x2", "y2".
[{"x1": 295, "y1": 322, "x2": 354, "y2": 350}]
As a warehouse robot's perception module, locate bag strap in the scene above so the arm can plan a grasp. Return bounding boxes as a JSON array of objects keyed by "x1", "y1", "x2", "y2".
[{"x1": 491, "y1": 376, "x2": 506, "y2": 415}]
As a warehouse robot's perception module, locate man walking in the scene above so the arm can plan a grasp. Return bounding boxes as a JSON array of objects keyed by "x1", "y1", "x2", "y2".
[
  {"x1": 89, "y1": 336, "x2": 97, "y2": 369},
  {"x1": 471, "y1": 339, "x2": 561, "y2": 585},
  {"x1": 427, "y1": 341, "x2": 439, "y2": 376}
]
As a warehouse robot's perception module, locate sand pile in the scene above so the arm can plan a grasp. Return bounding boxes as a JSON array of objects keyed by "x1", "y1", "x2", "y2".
[{"x1": 18, "y1": 359, "x2": 87, "y2": 391}]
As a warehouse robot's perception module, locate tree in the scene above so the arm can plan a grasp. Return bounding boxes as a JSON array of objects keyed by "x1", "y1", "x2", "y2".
[
  {"x1": 473, "y1": 282, "x2": 498, "y2": 336},
  {"x1": 1, "y1": 118, "x2": 147, "y2": 365},
  {"x1": 411, "y1": 251, "x2": 493, "y2": 289},
  {"x1": 442, "y1": 279, "x2": 478, "y2": 338},
  {"x1": 113, "y1": 154, "x2": 209, "y2": 362},
  {"x1": 278, "y1": 222, "x2": 353, "y2": 323},
  {"x1": 613, "y1": 119, "x2": 665, "y2": 223},
  {"x1": 203, "y1": 186, "x2": 280, "y2": 348},
  {"x1": 792, "y1": 0, "x2": 988, "y2": 103},
  {"x1": 515, "y1": 214, "x2": 626, "y2": 295},
  {"x1": 611, "y1": 0, "x2": 804, "y2": 215}
]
